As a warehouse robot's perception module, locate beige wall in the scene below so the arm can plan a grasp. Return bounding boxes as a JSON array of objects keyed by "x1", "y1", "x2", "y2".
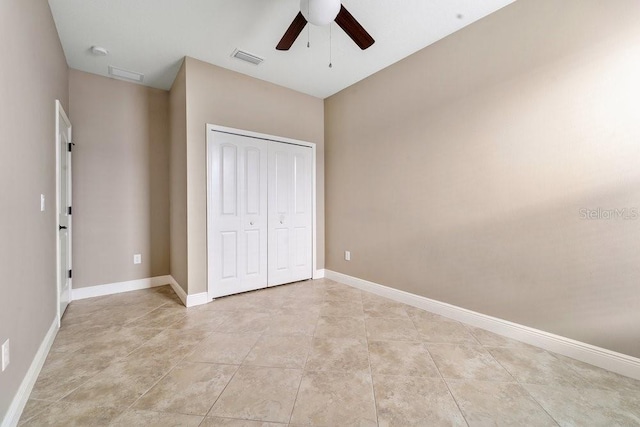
[
  {"x1": 169, "y1": 63, "x2": 188, "y2": 292},
  {"x1": 325, "y1": 0, "x2": 640, "y2": 357},
  {"x1": 0, "y1": 0, "x2": 69, "y2": 417},
  {"x1": 182, "y1": 57, "x2": 325, "y2": 294},
  {"x1": 69, "y1": 70, "x2": 170, "y2": 288}
]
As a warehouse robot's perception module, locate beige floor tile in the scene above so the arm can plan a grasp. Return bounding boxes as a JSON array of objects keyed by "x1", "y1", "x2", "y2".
[
  {"x1": 206, "y1": 292, "x2": 283, "y2": 313},
  {"x1": 365, "y1": 317, "x2": 420, "y2": 341},
  {"x1": 168, "y1": 309, "x2": 235, "y2": 333},
  {"x1": 17, "y1": 399, "x2": 54, "y2": 424},
  {"x1": 30, "y1": 350, "x2": 114, "y2": 401},
  {"x1": 18, "y1": 401, "x2": 124, "y2": 427},
  {"x1": 405, "y1": 306, "x2": 453, "y2": 323},
  {"x1": 243, "y1": 335, "x2": 313, "y2": 368},
  {"x1": 186, "y1": 332, "x2": 261, "y2": 364},
  {"x1": 133, "y1": 361, "x2": 237, "y2": 415},
  {"x1": 125, "y1": 305, "x2": 188, "y2": 329},
  {"x1": 127, "y1": 327, "x2": 211, "y2": 362},
  {"x1": 428, "y1": 343, "x2": 514, "y2": 381},
  {"x1": 263, "y1": 314, "x2": 318, "y2": 336},
  {"x1": 215, "y1": 311, "x2": 273, "y2": 334},
  {"x1": 524, "y1": 383, "x2": 640, "y2": 426},
  {"x1": 362, "y1": 297, "x2": 410, "y2": 318},
  {"x1": 323, "y1": 287, "x2": 363, "y2": 302},
  {"x1": 290, "y1": 371, "x2": 377, "y2": 426},
  {"x1": 62, "y1": 356, "x2": 176, "y2": 407},
  {"x1": 74, "y1": 325, "x2": 164, "y2": 358},
  {"x1": 278, "y1": 297, "x2": 324, "y2": 316},
  {"x1": 488, "y1": 346, "x2": 590, "y2": 388},
  {"x1": 305, "y1": 337, "x2": 370, "y2": 373},
  {"x1": 448, "y1": 380, "x2": 557, "y2": 426},
  {"x1": 465, "y1": 326, "x2": 532, "y2": 348},
  {"x1": 411, "y1": 318, "x2": 479, "y2": 344},
  {"x1": 210, "y1": 366, "x2": 303, "y2": 423},
  {"x1": 23, "y1": 281, "x2": 640, "y2": 427},
  {"x1": 373, "y1": 375, "x2": 466, "y2": 426},
  {"x1": 110, "y1": 409, "x2": 203, "y2": 426},
  {"x1": 201, "y1": 417, "x2": 286, "y2": 426},
  {"x1": 314, "y1": 316, "x2": 367, "y2": 340},
  {"x1": 319, "y1": 300, "x2": 364, "y2": 317},
  {"x1": 369, "y1": 340, "x2": 440, "y2": 377},
  {"x1": 552, "y1": 353, "x2": 640, "y2": 393}
]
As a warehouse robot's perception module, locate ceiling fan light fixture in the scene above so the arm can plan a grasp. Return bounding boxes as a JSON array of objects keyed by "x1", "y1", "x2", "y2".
[{"x1": 300, "y1": 0, "x2": 340, "y2": 26}]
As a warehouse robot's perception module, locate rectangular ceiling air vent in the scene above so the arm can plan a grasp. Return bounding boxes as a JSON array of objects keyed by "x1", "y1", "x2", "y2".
[
  {"x1": 108, "y1": 65, "x2": 144, "y2": 83},
  {"x1": 231, "y1": 49, "x2": 264, "y2": 66}
]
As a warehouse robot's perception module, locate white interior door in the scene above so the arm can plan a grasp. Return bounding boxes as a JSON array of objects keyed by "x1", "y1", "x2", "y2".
[
  {"x1": 56, "y1": 100, "x2": 72, "y2": 323},
  {"x1": 208, "y1": 132, "x2": 268, "y2": 298},
  {"x1": 268, "y1": 142, "x2": 313, "y2": 286}
]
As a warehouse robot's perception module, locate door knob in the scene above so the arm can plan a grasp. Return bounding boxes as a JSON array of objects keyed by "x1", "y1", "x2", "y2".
[
  {"x1": 59, "y1": 225, "x2": 67, "y2": 230},
  {"x1": 250, "y1": 221, "x2": 254, "y2": 226}
]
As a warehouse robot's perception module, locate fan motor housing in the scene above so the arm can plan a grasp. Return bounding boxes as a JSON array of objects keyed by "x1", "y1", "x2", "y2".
[{"x1": 300, "y1": 0, "x2": 341, "y2": 26}]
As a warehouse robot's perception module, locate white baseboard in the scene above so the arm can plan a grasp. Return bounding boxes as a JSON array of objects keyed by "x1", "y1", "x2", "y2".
[
  {"x1": 313, "y1": 269, "x2": 326, "y2": 279},
  {"x1": 71, "y1": 275, "x2": 172, "y2": 301},
  {"x1": 325, "y1": 270, "x2": 640, "y2": 381},
  {"x1": 167, "y1": 276, "x2": 210, "y2": 308},
  {"x1": 1, "y1": 317, "x2": 58, "y2": 427}
]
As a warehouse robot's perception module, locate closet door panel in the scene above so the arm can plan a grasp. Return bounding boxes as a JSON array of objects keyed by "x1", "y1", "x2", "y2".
[
  {"x1": 208, "y1": 132, "x2": 268, "y2": 298},
  {"x1": 268, "y1": 142, "x2": 312, "y2": 286}
]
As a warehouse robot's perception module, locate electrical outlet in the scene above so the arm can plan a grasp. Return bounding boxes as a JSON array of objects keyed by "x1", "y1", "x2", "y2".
[
  {"x1": 40, "y1": 194, "x2": 45, "y2": 212},
  {"x1": 133, "y1": 254, "x2": 142, "y2": 264},
  {"x1": 345, "y1": 251, "x2": 351, "y2": 261},
  {"x1": 1, "y1": 339, "x2": 9, "y2": 372}
]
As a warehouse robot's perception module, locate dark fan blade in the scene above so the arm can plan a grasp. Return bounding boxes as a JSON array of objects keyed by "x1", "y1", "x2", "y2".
[
  {"x1": 335, "y1": 5, "x2": 375, "y2": 50},
  {"x1": 276, "y1": 12, "x2": 307, "y2": 50}
]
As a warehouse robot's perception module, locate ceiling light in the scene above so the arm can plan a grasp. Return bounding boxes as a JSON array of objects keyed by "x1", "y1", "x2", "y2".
[
  {"x1": 90, "y1": 45, "x2": 109, "y2": 56},
  {"x1": 108, "y1": 65, "x2": 144, "y2": 83},
  {"x1": 300, "y1": 0, "x2": 341, "y2": 26}
]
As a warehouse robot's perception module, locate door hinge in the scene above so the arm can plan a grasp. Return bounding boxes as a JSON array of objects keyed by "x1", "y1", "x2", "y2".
[
  {"x1": 68, "y1": 269, "x2": 72, "y2": 279},
  {"x1": 68, "y1": 142, "x2": 72, "y2": 152},
  {"x1": 68, "y1": 206, "x2": 72, "y2": 215}
]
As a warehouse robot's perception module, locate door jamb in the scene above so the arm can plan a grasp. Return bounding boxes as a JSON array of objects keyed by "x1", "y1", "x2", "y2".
[{"x1": 55, "y1": 100, "x2": 72, "y2": 326}]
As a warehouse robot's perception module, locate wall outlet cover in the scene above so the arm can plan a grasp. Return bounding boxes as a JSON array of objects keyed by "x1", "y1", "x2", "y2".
[
  {"x1": 133, "y1": 254, "x2": 142, "y2": 264},
  {"x1": 345, "y1": 251, "x2": 351, "y2": 261}
]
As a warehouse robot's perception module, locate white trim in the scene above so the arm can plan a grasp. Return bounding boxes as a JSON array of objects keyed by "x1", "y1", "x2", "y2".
[
  {"x1": 325, "y1": 270, "x2": 640, "y2": 380},
  {"x1": 313, "y1": 269, "x2": 326, "y2": 279},
  {"x1": 71, "y1": 275, "x2": 172, "y2": 300},
  {"x1": 1, "y1": 317, "x2": 58, "y2": 427},
  {"x1": 167, "y1": 275, "x2": 187, "y2": 306},
  {"x1": 186, "y1": 292, "x2": 210, "y2": 308},
  {"x1": 167, "y1": 276, "x2": 210, "y2": 308},
  {"x1": 205, "y1": 124, "x2": 318, "y2": 300}
]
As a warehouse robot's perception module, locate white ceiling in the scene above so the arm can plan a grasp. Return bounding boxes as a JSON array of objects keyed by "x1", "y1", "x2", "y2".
[{"x1": 48, "y1": 0, "x2": 516, "y2": 99}]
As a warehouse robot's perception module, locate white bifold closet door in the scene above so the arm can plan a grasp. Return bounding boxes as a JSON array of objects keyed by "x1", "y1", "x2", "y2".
[
  {"x1": 208, "y1": 132, "x2": 269, "y2": 298},
  {"x1": 268, "y1": 142, "x2": 313, "y2": 287},
  {"x1": 208, "y1": 130, "x2": 312, "y2": 298}
]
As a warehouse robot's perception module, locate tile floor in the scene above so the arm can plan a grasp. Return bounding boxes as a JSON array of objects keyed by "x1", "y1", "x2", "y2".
[{"x1": 19, "y1": 279, "x2": 640, "y2": 426}]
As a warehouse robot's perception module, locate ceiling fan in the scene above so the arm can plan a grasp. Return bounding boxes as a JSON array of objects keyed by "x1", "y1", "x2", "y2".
[{"x1": 276, "y1": 0, "x2": 375, "y2": 51}]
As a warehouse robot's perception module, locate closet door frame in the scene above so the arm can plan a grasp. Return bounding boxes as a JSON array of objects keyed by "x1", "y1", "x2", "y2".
[{"x1": 206, "y1": 124, "x2": 319, "y2": 301}]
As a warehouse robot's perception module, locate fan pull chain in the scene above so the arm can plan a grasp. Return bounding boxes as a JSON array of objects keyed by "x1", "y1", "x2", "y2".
[
  {"x1": 329, "y1": 23, "x2": 333, "y2": 68},
  {"x1": 307, "y1": 0, "x2": 310, "y2": 47}
]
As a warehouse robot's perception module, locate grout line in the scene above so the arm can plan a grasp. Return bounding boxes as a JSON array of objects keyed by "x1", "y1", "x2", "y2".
[
  {"x1": 487, "y1": 351, "x2": 562, "y2": 426},
  {"x1": 287, "y1": 334, "x2": 315, "y2": 424},
  {"x1": 364, "y1": 310, "x2": 381, "y2": 426},
  {"x1": 203, "y1": 311, "x2": 270, "y2": 419},
  {"x1": 407, "y1": 314, "x2": 470, "y2": 427}
]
